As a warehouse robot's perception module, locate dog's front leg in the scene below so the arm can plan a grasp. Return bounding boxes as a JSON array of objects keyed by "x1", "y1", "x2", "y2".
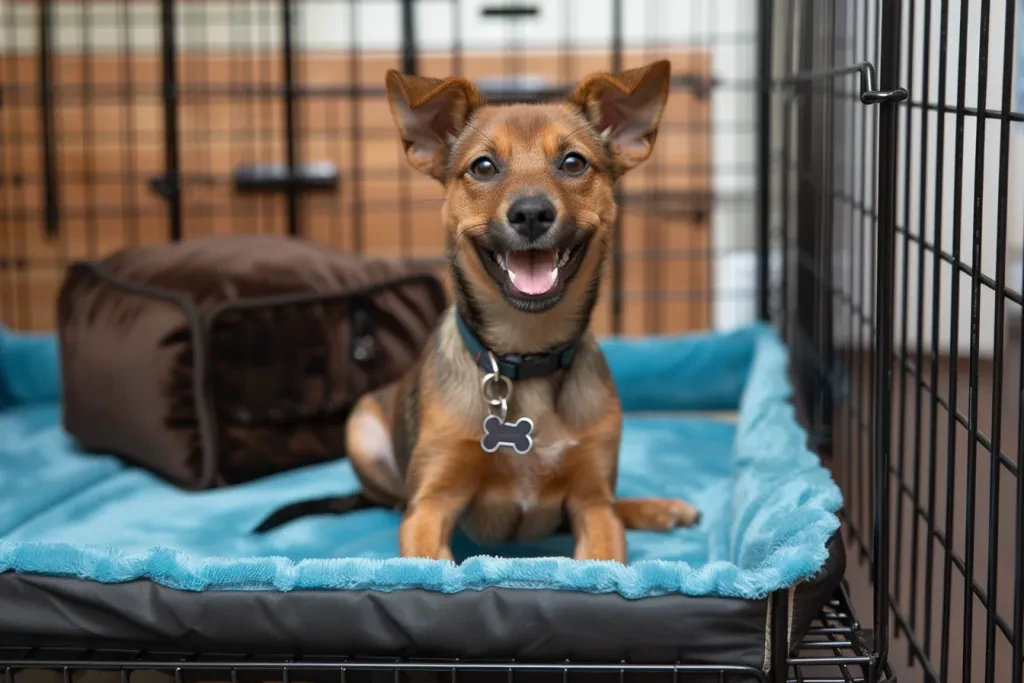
[
  {"x1": 399, "y1": 440, "x2": 481, "y2": 560},
  {"x1": 399, "y1": 496, "x2": 466, "y2": 560},
  {"x1": 564, "y1": 413, "x2": 626, "y2": 563},
  {"x1": 567, "y1": 497, "x2": 626, "y2": 563}
]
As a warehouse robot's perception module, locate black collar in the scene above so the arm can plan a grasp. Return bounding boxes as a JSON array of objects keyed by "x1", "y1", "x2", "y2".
[{"x1": 454, "y1": 308, "x2": 579, "y2": 381}]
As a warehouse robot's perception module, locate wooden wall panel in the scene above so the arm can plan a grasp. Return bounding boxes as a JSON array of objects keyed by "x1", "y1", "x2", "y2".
[{"x1": 1, "y1": 49, "x2": 712, "y2": 333}]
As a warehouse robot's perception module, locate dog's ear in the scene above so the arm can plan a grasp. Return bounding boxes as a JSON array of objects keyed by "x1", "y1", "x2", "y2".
[
  {"x1": 569, "y1": 60, "x2": 671, "y2": 175},
  {"x1": 385, "y1": 70, "x2": 483, "y2": 181}
]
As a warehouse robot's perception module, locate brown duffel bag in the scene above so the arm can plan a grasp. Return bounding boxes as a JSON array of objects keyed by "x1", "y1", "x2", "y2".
[{"x1": 57, "y1": 234, "x2": 447, "y2": 490}]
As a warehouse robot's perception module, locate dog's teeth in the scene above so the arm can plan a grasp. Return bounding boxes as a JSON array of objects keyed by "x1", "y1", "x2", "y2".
[{"x1": 498, "y1": 253, "x2": 508, "y2": 271}]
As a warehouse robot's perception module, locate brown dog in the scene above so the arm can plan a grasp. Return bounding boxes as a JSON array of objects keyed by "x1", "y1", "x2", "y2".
[{"x1": 341, "y1": 60, "x2": 700, "y2": 563}]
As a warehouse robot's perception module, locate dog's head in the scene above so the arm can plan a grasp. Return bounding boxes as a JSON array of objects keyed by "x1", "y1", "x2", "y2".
[{"x1": 386, "y1": 61, "x2": 670, "y2": 318}]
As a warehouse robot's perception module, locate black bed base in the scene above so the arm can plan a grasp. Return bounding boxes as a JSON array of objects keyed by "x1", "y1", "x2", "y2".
[
  {"x1": 0, "y1": 585, "x2": 890, "y2": 683},
  {"x1": 0, "y1": 532, "x2": 886, "y2": 683}
]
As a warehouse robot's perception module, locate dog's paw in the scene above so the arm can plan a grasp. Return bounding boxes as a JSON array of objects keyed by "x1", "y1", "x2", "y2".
[
  {"x1": 400, "y1": 544, "x2": 455, "y2": 561},
  {"x1": 575, "y1": 547, "x2": 627, "y2": 564},
  {"x1": 659, "y1": 498, "x2": 701, "y2": 528},
  {"x1": 617, "y1": 497, "x2": 701, "y2": 531}
]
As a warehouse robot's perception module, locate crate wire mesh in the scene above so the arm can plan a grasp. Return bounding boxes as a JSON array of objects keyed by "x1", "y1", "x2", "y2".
[
  {"x1": 0, "y1": 0, "x2": 760, "y2": 337},
  {"x1": 883, "y1": 0, "x2": 1024, "y2": 682},
  {"x1": 2, "y1": 0, "x2": 1023, "y2": 681},
  {"x1": 778, "y1": 1, "x2": 1024, "y2": 683},
  {"x1": 766, "y1": 1, "x2": 906, "y2": 677}
]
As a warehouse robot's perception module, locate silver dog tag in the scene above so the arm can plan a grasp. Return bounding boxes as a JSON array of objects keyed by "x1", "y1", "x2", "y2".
[{"x1": 481, "y1": 415, "x2": 534, "y2": 455}]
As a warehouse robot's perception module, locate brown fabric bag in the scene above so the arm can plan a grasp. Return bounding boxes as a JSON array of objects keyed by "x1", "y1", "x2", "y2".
[{"x1": 57, "y1": 235, "x2": 447, "y2": 489}]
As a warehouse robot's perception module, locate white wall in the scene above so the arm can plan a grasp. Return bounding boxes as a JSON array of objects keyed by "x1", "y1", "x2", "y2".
[{"x1": 1, "y1": 0, "x2": 758, "y2": 56}]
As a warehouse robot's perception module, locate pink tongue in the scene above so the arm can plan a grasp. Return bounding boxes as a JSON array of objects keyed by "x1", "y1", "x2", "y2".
[{"x1": 506, "y1": 250, "x2": 557, "y2": 295}]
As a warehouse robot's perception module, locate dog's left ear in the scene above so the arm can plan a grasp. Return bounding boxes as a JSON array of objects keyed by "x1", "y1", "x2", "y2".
[
  {"x1": 385, "y1": 70, "x2": 483, "y2": 181},
  {"x1": 569, "y1": 60, "x2": 671, "y2": 175}
]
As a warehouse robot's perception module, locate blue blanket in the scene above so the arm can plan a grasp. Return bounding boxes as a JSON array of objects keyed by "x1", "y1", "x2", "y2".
[{"x1": 0, "y1": 324, "x2": 841, "y2": 600}]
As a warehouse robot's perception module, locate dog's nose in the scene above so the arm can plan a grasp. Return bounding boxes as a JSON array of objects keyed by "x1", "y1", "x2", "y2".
[{"x1": 506, "y1": 196, "x2": 557, "y2": 241}]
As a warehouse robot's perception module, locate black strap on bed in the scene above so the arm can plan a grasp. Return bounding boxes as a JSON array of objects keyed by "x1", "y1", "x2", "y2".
[{"x1": 252, "y1": 493, "x2": 382, "y2": 533}]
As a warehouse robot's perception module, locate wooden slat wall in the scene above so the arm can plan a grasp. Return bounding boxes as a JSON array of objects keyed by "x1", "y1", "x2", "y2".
[{"x1": 0, "y1": 49, "x2": 712, "y2": 333}]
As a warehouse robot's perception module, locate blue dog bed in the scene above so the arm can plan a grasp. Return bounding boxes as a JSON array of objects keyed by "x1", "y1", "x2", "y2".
[{"x1": 0, "y1": 323, "x2": 843, "y2": 669}]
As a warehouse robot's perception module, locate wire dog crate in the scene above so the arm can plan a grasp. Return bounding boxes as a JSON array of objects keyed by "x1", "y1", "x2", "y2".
[{"x1": 1, "y1": 0, "x2": 1023, "y2": 681}]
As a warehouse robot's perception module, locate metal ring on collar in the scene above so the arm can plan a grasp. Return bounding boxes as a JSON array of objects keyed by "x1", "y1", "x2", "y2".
[{"x1": 481, "y1": 372, "x2": 512, "y2": 406}]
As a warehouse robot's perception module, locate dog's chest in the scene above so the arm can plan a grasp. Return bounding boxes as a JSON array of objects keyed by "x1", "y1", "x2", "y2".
[
  {"x1": 459, "y1": 416, "x2": 579, "y2": 545},
  {"x1": 501, "y1": 385, "x2": 579, "y2": 489},
  {"x1": 432, "y1": 346, "x2": 601, "y2": 544}
]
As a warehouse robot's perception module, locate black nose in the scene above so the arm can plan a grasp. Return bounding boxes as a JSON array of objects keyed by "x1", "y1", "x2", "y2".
[{"x1": 506, "y1": 196, "x2": 557, "y2": 241}]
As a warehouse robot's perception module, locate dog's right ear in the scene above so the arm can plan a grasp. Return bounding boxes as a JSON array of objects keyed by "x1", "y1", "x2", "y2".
[
  {"x1": 385, "y1": 70, "x2": 483, "y2": 181},
  {"x1": 569, "y1": 60, "x2": 671, "y2": 176}
]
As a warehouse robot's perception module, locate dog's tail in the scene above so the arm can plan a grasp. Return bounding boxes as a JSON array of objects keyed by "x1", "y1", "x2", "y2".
[{"x1": 253, "y1": 493, "x2": 382, "y2": 533}]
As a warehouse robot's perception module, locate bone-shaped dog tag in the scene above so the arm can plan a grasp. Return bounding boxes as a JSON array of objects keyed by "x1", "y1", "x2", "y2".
[{"x1": 481, "y1": 415, "x2": 534, "y2": 455}]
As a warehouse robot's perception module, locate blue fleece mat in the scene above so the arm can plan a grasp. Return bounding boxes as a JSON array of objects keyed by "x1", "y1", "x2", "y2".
[{"x1": 0, "y1": 324, "x2": 841, "y2": 599}]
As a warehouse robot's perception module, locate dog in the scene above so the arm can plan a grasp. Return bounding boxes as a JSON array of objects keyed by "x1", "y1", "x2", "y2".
[{"x1": 257, "y1": 60, "x2": 700, "y2": 562}]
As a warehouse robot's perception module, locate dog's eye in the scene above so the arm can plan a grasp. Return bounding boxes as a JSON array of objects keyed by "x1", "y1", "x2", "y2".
[
  {"x1": 559, "y1": 153, "x2": 589, "y2": 176},
  {"x1": 469, "y1": 157, "x2": 498, "y2": 180}
]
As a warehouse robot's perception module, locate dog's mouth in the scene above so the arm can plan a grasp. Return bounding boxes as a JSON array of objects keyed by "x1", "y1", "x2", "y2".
[{"x1": 474, "y1": 237, "x2": 590, "y2": 312}]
